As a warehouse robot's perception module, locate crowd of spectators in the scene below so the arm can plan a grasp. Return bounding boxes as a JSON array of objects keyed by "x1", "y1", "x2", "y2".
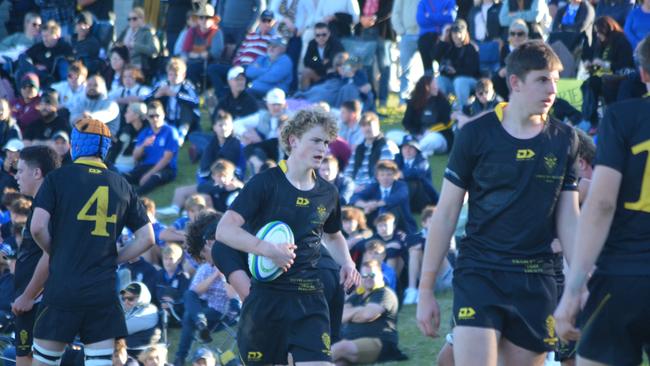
[{"x1": 0, "y1": 0, "x2": 648, "y2": 364}]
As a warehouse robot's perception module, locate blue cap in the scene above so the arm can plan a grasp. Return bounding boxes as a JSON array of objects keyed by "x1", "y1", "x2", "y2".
[{"x1": 401, "y1": 135, "x2": 421, "y2": 152}]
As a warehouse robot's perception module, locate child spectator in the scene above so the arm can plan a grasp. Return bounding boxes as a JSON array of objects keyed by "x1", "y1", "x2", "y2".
[
  {"x1": 403, "y1": 206, "x2": 436, "y2": 305},
  {"x1": 452, "y1": 78, "x2": 501, "y2": 127},
  {"x1": 50, "y1": 60, "x2": 87, "y2": 110},
  {"x1": 318, "y1": 155, "x2": 355, "y2": 205},
  {"x1": 351, "y1": 160, "x2": 417, "y2": 234},
  {"x1": 154, "y1": 243, "x2": 190, "y2": 322},
  {"x1": 0, "y1": 243, "x2": 15, "y2": 315},
  {"x1": 197, "y1": 160, "x2": 244, "y2": 212},
  {"x1": 342, "y1": 205, "x2": 374, "y2": 264},
  {"x1": 138, "y1": 345, "x2": 168, "y2": 366},
  {"x1": 361, "y1": 240, "x2": 398, "y2": 292},
  {"x1": 337, "y1": 100, "x2": 364, "y2": 149},
  {"x1": 120, "y1": 282, "x2": 159, "y2": 350},
  {"x1": 139, "y1": 197, "x2": 168, "y2": 264},
  {"x1": 395, "y1": 135, "x2": 439, "y2": 213},
  {"x1": 119, "y1": 256, "x2": 158, "y2": 298},
  {"x1": 160, "y1": 194, "x2": 208, "y2": 252},
  {"x1": 197, "y1": 110, "x2": 245, "y2": 181},
  {"x1": 370, "y1": 213, "x2": 407, "y2": 278}
]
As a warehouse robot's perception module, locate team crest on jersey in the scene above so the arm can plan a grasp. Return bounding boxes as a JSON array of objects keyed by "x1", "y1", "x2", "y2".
[
  {"x1": 317, "y1": 205, "x2": 327, "y2": 220},
  {"x1": 543, "y1": 153, "x2": 558, "y2": 173},
  {"x1": 544, "y1": 315, "x2": 558, "y2": 345}
]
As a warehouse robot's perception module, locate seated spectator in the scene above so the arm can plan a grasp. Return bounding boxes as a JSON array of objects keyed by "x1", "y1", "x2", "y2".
[
  {"x1": 360, "y1": 240, "x2": 397, "y2": 292},
  {"x1": 213, "y1": 66, "x2": 260, "y2": 118},
  {"x1": 245, "y1": 37, "x2": 294, "y2": 97},
  {"x1": 23, "y1": 90, "x2": 70, "y2": 145},
  {"x1": 318, "y1": 155, "x2": 354, "y2": 205},
  {"x1": 314, "y1": 0, "x2": 360, "y2": 38},
  {"x1": 50, "y1": 131, "x2": 72, "y2": 165},
  {"x1": 499, "y1": 0, "x2": 551, "y2": 38},
  {"x1": 113, "y1": 102, "x2": 147, "y2": 173},
  {"x1": 233, "y1": 10, "x2": 276, "y2": 66},
  {"x1": 138, "y1": 345, "x2": 168, "y2": 366},
  {"x1": 191, "y1": 348, "x2": 216, "y2": 366},
  {"x1": 113, "y1": 339, "x2": 139, "y2": 366},
  {"x1": 342, "y1": 206, "x2": 373, "y2": 263},
  {"x1": 139, "y1": 197, "x2": 168, "y2": 264},
  {"x1": 51, "y1": 61, "x2": 87, "y2": 111},
  {"x1": 401, "y1": 74, "x2": 454, "y2": 156},
  {"x1": 624, "y1": 0, "x2": 650, "y2": 50},
  {"x1": 395, "y1": 135, "x2": 438, "y2": 213},
  {"x1": 108, "y1": 66, "x2": 152, "y2": 110},
  {"x1": 416, "y1": 0, "x2": 456, "y2": 75},
  {"x1": 174, "y1": 210, "x2": 240, "y2": 366},
  {"x1": 71, "y1": 11, "x2": 101, "y2": 73},
  {"x1": 492, "y1": 19, "x2": 529, "y2": 100},
  {"x1": 351, "y1": 160, "x2": 417, "y2": 235},
  {"x1": 331, "y1": 259, "x2": 404, "y2": 365},
  {"x1": 435, "y1": 20, "x2": 480, "y2": 109},
  {"x1": 452, "y1": 78, "x2": 501, "y2": 127},
  {"x1": 197, "y1": 160, "x2": 244, "y2": 212},
  {"x1": 119, "y1": 256, "x2": 158, "y2": 297},
  {"x1": 197, "y1": 111, "x2": 245, "y2": 181},
  {"x1": 338, "y1": 100, "x2": 364, "y2": 149},
  {"x1": 106, "y1": 46, "x2": 130, "y2": 91},
  {"x1": 181, "y1": 4, "x2": 223, "y2": 89},
  {"x1": 154, "y1": 243, "x2": 190, "y2": 321},
  {"x1": 0, "y1": 12, "x2": 41, "y2": 54},
  {"x1": 116, "y1": 7, "x2": 160, "y2": 71},
  {"x1": 22, "y1": 20, "x2": 73, "y2": 86},
  {"x1": 69, "y1": 74, "x2": 120, "y2": 136},
  {"x1": 301, "y1": 22, "x2": 345, "y2": 90},
  {"x1": 242, "y1": 115, "x2": 288, "y2": 169},
  {"x1": 147, "y1": 57, "x2": 201, "y2": 143},
  {"x1": 234, "y1": 88, "x2": 288, "y2": 145},
  {"x1": 468, "y1": 0, "x2": 503, "y2": 74},
  {"x1": 551, "y1": 0, "x2": 595, "y2": 39},
  {"x1": 0, "y1": 99, "x2": 22, "y2": 151},
  {"x1": 160, "y1": 195, "x2": 208, "y2": 245},
  {"x1": 0, "y1": 243, "x2": 14, "y2": 315},
  {"x1": 0, "y1": 140, "x2": 21, "y2": 192},
  {"x1": 11, "y1": 72, "x2": 41, "y2": 133},
  {"x1": 403, "y1": 206, "x2": 435, "y2": 305},
  {"x1": 120, "y1": 282, "x2": 160, "y2": 349},
  {"x1": 369, "y1": 213, "x2": 408, "y2": 277},
  {"x1": 581, "y1": 16, "x2": 635, "y2": 128},
  {"x1": 126, "y1": 100, "x2": 181, "y2": 195},
  {"x1": 344, "y1": 112, "x2": 398, "y2": 191},
  {"x1": 174, "y1": 11, "x2": 198, "y2": 57}
]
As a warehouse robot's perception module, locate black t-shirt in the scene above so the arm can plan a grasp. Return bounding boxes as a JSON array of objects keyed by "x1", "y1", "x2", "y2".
[
  {"x1": 341, "y1": 286, "x2": 399, "y2": 344},
  {"x1": 72, "y1": 35, "x2": 101, "y2": 60},
  {"x1": 593, "y1": 97, "x2": 650, "y2": 275},
  {"x1": 215, "y1": 90, "x2": 260, "y2": 120},
  {"x1": 23, "y1": 113, "x2": 70, "y2": 142},
  {"x1": 14, "y1": 211, "x2": 42, "y2": 298},
  {"x1": 445, "y1": 103, "x2": 579, "y2": 274},
  {"x1": 197, "y1": 182, "x2": 240, "y2": 213},
  {"x1": 33, "y1": 159, "x2": 149, "y2": 308},
  {"x1": 229, "y1": 164, "x2": 342, "y2": 292},
  {"x1": 26, "y1": 40, "x2": 73, "y2": 73}
]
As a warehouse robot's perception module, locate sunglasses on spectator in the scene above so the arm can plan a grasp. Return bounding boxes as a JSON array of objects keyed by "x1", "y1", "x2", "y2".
[
  {"x1": 121, "y1": 295, "x2": 136, "y2": 302},
  {"x1": 261, "y1": 19, "x2": 273, "y2": 23},
  {"x1": 128, "y1": 17, "x2": 138, "y2": 21},
  {"x1": 361, "y1": 273, "x2": 376, "y2": 279},
  {"x1": 509, "y1": 31, "x2": 526, "y2": 37},
  {"x1": 148, "y1": 114, "x2": 161, "y2": 119},
  {"x1": 32, "y1": 22, "x2": 42, "y2": 28},
  {"x1": 315, "y1": 33, "x2": 329, "y2": 38}
]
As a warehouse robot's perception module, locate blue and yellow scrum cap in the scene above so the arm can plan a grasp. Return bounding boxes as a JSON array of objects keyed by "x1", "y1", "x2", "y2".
[{"x1": 71, "y1": 118, "x2": 112, "y2": 161}]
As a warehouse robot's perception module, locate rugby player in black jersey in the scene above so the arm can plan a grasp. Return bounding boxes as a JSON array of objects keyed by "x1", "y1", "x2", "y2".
[
  {"x1": 29, "y1": 118, "x2": 154, "y2": 366},
  {"x1": 11, "y1": 146, "x2": 60, "y2": 366},
  {"x1": 555, "y1": 35, "x2": 650, "y2": 366},
  {"x1": 417, "y1": 41, "x2": 580, "y2": 366},
  {"x1": 215, "y1": 109, "x2": 360, "y2": 365}
]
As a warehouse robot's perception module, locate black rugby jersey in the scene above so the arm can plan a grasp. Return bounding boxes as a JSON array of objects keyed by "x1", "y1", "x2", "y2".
[
  {"x1": 444, "y1": 103, "x2": 579, "y2": 274},
  {"x1": 230, "y1": 162, "x2": 342, "y2": 292},
  {"x1": 594, "y1": 96, "x2": 650, "y2": 275},
  {"x1": 33, "y1": 159, "x2": 149, "y2": 307}
]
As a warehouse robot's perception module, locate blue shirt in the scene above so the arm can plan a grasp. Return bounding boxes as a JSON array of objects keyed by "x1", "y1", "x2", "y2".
[{"x1": 136, "y1": 124, "x2": 180, "y2": 172}]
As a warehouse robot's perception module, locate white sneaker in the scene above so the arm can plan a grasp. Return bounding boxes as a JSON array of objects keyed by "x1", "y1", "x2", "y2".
[
  {"x1": 157, "y1": 205, "x2": 180, "y2": 216},
  {"x1": 403, "y1": 287, "x2": 419, "y2": 305}
]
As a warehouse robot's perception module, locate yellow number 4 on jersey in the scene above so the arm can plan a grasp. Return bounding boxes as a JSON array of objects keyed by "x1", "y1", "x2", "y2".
[{"x1": 77, "y1": 186, "x2": 117, "y2": 237}]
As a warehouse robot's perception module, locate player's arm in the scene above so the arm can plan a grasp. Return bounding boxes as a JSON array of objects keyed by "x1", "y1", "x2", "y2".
[
  {"x1": 323, "y1": 231, "x2": 360, "y2": 291},
  {"x1": 117, "y1": 223, "x2": 155, "y2": 264},
  {"x1": 30, "y1": 207, "x2": 52, "y2": 254},
  {"x1": 215, "y1": 210, "x2": 296, "y2": 271},
  {"x1": 555, "y1": 190, "x2": 580, "y2": 264},
  {"x1": 417, "y1": 179, "x2": 466, "y2": 338},
  {"x1": 565, "y1": 166, "x2": 621, "y2": 295},
  {"x1": 12, "y1": 253, "x2": 49, "y2": 315}
]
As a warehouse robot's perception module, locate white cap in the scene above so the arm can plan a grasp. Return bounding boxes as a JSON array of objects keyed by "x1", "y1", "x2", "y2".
[
  {"x1": 266, "y1": 88, "x2": 286, "y2": 105},
  {"x1": 3, "y1": 139, "x2": 24, "y2": 152},
  {"x1": 227, "y1": 66, "x2": 245, "y2": 81}
]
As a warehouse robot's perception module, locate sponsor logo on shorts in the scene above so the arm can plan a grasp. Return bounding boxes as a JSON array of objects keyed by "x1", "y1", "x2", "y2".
[
  {"x1": 247, "y1": 351, "x2": 263, "y2": 362},
  {"x1": 516, "y1": 149, "x2": 535, "y2": 160},
  {"x1": 296, "y1": 197, "x2": 310, "y2": 207},
  {"x1": 458, "y1": 307, "x2": 476, "y2": 320},
  {"x1": 544, "y1": 315, "x2": 558, "y2": 346},
  {"x1": 322, "y1": 332, "x2": 331, "y2": 356}
]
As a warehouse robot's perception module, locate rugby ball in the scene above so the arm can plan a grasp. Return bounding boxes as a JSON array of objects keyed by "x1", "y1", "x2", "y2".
[{"x1": 248, "y1": 221, "x2": 294, "y2": 281}]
